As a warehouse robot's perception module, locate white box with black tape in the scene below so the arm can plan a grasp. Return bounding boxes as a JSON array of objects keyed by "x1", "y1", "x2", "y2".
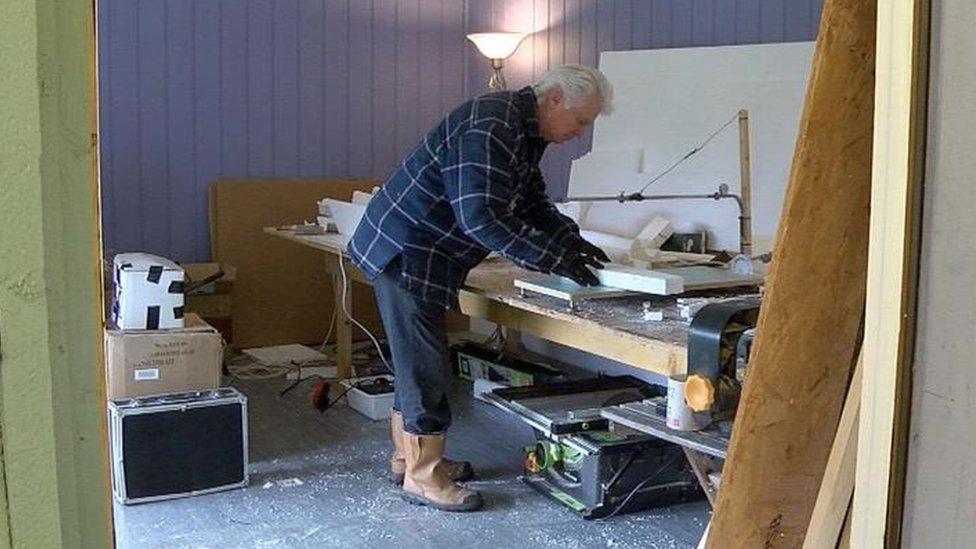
[{"x1": 112, "y1": 253, "x2": 185, "y2": 330}]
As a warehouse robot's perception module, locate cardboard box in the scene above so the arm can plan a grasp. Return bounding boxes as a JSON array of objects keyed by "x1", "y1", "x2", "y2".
[
  {"x1": 105, "y1": 314, "x2": 223, "y2": 400},
  {"x1": 183, "y1": 262, "x2": 236, "y2": 343}
]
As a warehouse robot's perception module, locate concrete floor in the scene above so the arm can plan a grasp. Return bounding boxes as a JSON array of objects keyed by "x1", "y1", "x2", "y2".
[{"x1": 114, "y1": 376, "x2": 710, "y2": 548}]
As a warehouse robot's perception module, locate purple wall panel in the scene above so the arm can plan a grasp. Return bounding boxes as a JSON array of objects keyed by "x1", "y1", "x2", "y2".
[
  {"x1": 784, "y1": 0, "x2": 813, "y2": 41},
  {"x1": 218, "y1": 1, "x2": 248, "y2": 181},
  {"x1": 137, "y1": 0, "x2": 169, "y2": 253},
  {"x1": 650, "y1": 1, "x2": 673, "y2": 49},
  {"x1": 347, "y1": 0, "x2": 374, "y2": 177},
  {"x1": 596, "y1": 1, "x2": 615, "y2": 54},
  {"x1": 193, "y1": 1, "x2": 221, "y2": 257},
  {"x1": 760, "y1": 0, "x2": 787, "y2": 42},
  {"x1": 670, "y1": 0, "x2": 693, "y2": 47},
  {"x1": 165, "y1": 0, "x2": 196, "y2": 261},
  {"x1": 692, "y1": 0, "x2": 716, "y2": 46},
  {"x1": 735, "y1": 0, "x2": 762, "y2": 43},
  {"x1": 613, "y1": 1, "x2": 633, "y2": 51},
  {"x1": 395, "y1": 0, "x2": 420, "y2": 158},
  {"x1": 246, "y1": 1, "x2": 274, "y2": 176},
  {"x1": 418, "y1": 0, "x2": 445, "y2": 132},
  {"x1": 324, "y1": 0, "x2": 350, "y2": 175},
  {"x1": 100, "y1": 0, "x2": 466, "y2": 260},
  {"x1": 98, "y1": 0, "x2": 821, "y2": 260},
  {"x1": 371, "y1": 0, "x2": 398, "y2": 178},
  {"x1": 272, "y1": 0, "x2": 300, "y2": 177},
  {"x1": 631, "y1": 2, "x2": 652, "y2": 49},
  {"x1": 297, "y1": 1, "x2": 326, "y2": 177},
  {"x1": 714, "y1": 0, "x2": 737, "y2": 45}
]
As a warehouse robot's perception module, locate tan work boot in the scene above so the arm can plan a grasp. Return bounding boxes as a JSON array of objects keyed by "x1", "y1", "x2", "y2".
[
  {"x1": 401, "y1": 432, "x2": 483, "y2": 512},
  {"x1": 389, "y1": 410, "x2": 474, "y2": 484}
]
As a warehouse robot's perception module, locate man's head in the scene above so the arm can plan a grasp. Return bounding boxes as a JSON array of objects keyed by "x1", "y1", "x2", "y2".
[{"x1": 532, "y1": 65, "x2": 613, "y2": 143}]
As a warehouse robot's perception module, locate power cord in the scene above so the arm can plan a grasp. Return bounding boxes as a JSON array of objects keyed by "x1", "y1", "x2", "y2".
[
  {"x1": 335, "y1": 250, "x2": 392, "y2": 373},
  {"x1": 319, "y1": 307, "x2": 337, "y2": 353},
  {"x1": 597, "y1": 453, "x2": 682, "y2": 521}
]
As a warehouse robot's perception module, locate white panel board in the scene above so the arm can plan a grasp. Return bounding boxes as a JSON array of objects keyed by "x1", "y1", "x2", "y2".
[
  {"x1": 596, "y1": 263, "x2": 684, "y2": 295},
  {"x1": 568, "y1": 42, "x2": 814, "y2": 252}
]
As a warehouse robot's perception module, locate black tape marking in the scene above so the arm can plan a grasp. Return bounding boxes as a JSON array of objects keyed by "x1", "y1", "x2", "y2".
[
  {"x1": 147, "y1": 265, "x2": 163, "y2": 284},
  {"x1": 168, "y1": 280, "x2": 184, "y2": 294},
  {"x1": 173, "y1": 306, "x2": 184, "y2": 319},
  {"x1": 146, "y1": 306, "x2": 160, "y2": 330}
]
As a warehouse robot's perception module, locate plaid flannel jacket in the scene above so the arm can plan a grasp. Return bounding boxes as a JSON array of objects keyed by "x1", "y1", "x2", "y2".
[{"x1": 347, "y1": 86, "x2": 581, "y2": 308}]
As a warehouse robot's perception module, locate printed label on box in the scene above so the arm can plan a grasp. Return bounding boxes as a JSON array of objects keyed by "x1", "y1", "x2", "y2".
[{"x1": 133, "y1": 368, "x2": 160, "y2": 381}]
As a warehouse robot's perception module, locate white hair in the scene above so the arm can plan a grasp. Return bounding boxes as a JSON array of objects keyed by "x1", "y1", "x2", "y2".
[{"x1": 532, "y1": 65, "x2": 613, "y2": 114}]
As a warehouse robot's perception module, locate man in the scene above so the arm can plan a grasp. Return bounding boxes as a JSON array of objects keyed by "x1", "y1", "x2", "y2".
[{"x1": 348, "y1": 65, "x2": 612, "y2": 512}]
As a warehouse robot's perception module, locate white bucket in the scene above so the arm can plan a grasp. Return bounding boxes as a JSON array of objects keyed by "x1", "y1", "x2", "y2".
[{"x1": 666, "y1": 375, "x2": 704, "y2": 431}]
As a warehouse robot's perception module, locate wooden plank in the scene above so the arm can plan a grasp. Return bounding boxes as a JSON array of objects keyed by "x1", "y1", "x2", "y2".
[
  {"x1": 209, "y1": 178, "x2": 382, "y2": 348},
  {"x1": 803, "y1": 356, "x2": 863, "y2": 549},
  {"x1": 737, "y1": 109, "x2": 753, "y2": 256},
  {"x1": 698, "y1": 521, "x2": 710, "y2": 549},
  {"x1": 683, "y1": 447, "x2": 719, "y2": 506},
  {"x1": 705, "y1": 0, "x2": 876, "y2": 546},
  {"x1": 853, "y1": 0, "x2": 928, "y2": 545},
  {"x1": 838, "y1": 509, "x2": 852, "y2": 548},
  {"x1": 458, "y1": 289, "x2": 685, "y2": 376}
]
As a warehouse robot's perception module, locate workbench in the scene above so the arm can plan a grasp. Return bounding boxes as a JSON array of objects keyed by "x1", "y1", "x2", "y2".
[
  {"x1": 267, "y1": 227, "x2": 745, "y2": 511},
  {"x1": 264, "y1": 227, "x2": 691, "y2": 380}
]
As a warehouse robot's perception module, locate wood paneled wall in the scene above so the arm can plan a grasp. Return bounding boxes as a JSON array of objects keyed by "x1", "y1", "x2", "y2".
[
  {"x1": 465, "y1": 0, "x2": 824, "y2": 199},
  {"x1": 98, "y1": 0, "x2": 466, "y2": 260},
  {"x1": 98, "y1": 0, "x2": 821, "y2": 261}
]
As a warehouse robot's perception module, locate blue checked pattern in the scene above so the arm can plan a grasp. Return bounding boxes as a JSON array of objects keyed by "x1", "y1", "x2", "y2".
[{"x1": 347, "y1": 87, "x2": 582, "y2": 308}]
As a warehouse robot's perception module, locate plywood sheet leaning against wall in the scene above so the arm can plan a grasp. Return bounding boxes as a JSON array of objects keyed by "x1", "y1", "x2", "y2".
[
  {"x1": 705, "y1": 0, "x2": 876, "y2": 547},
  {"x1": 209, "y1": 179, "x2": 382, "y2": 349}
]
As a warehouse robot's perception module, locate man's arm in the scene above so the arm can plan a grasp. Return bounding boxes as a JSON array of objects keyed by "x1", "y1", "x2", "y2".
[
  {"x1": 441, "y1": 123, "x2": 568, "y2": 273},
  {"x1": 521, "y1": 167, "x2": 611, "y2": 274},
  {"x1": 519, "y1": 169, "x2": 581, "y2": 248}
]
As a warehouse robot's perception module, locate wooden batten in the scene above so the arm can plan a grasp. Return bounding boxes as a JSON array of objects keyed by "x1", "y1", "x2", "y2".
[
  {"x1": 803, "y1": 356, "x2": 863, "y2": 549},
  {"x1": 706, "y1": 0, "x2": 877, "y2": 547}
]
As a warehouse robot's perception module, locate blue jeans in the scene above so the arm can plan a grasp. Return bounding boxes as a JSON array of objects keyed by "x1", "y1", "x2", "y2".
[{"x1": 372, "y1": 256, "x2": 452, "y2": 434}]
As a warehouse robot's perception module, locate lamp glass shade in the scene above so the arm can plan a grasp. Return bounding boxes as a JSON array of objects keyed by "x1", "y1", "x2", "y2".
[{"x1": 466, "y1": 32, "x2": 528, "y2": 60}]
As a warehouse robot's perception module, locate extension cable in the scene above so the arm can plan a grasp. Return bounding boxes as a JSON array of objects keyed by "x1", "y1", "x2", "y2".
[{"x1": 335, "y1": 250, "x2": 392, "y2": 373}]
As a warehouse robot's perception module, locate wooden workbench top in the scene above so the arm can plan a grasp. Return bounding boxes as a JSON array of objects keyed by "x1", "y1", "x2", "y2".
[{"x1": 264, "y1": 227, "x2": 690, "y2": 375}]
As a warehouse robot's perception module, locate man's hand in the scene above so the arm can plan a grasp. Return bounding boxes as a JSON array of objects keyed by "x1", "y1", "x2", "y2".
[
  {"x1": 552, "y1": 258, "x2": 600, "y2": 287},
  {"x1": 567, "y1": 236, "x2": 611, "y2": 270}
]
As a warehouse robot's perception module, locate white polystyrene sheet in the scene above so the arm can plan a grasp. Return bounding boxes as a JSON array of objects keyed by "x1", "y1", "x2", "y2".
[{"x1": 568, "y1": 42, "x2": 814, "y2": 252}]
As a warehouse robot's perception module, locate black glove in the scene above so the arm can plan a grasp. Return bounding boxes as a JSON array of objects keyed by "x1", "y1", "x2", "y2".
[
  {"x1": 567, "y1": 236, "x2": 611, "y2": 270},
  {"x1": 552, "y1": 258, "x2": 600, "y2": 287}
]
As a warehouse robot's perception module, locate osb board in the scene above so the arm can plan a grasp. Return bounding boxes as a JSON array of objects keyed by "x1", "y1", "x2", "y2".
[
  {"x1": 209, "y1": 178, "x2": 382, "y2": 348},
  {"x1": 706, "y1": 0, "x2": 875, "y2": 546}
]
